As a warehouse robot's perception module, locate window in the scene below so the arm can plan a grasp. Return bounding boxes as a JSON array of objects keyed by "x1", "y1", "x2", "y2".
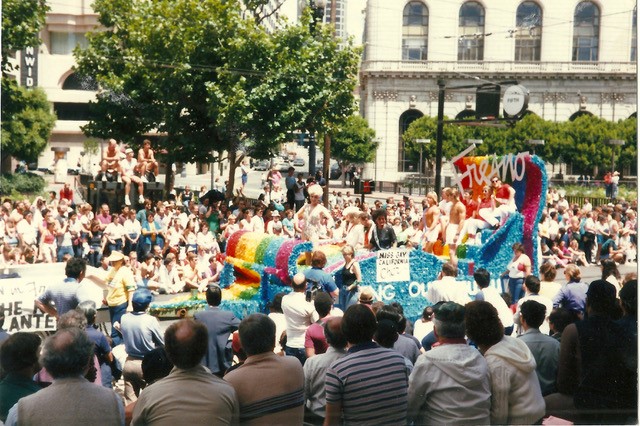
[
  {"x1": 398, "y1": 110, "x2": 423, "y2": 172},
  {"x1": 572, "y1": 1, "x2": 599, "y2": 61},
  {"x1": 50, "y1": 32, "x2": 88, "y2": 55},
  {"x1": 62, "y1": 73, "x2": 98, "y2": 91},
  {"x1": 632, "y1": 7, "x2": 637, "y2": 61},
  {"x1": 402, "y1": 2, "x2": 429, "y2": 60},
  {"x1": 515, "y1": 1, "x2": 542, "y2": 61},
  {"x1": 458, "y1": 1, "x2": 485, "y2": 61},
  {"x1": 54, "y1": 102, "x2": 91, "y2": 121}
]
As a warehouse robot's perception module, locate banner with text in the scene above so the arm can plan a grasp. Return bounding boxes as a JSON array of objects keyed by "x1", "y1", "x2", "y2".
[{"x1": 376, "y1": 249, "x2": 410, "y2": 283}]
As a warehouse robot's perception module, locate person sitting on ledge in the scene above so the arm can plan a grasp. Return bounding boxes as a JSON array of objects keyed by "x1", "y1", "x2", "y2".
[
  {"x1": 96, "y1": 138, "x2": 123, "y2": 182},
  {"x1": 137, "y1": 139, "x2": 159, "y2": 183},
  {"x1": 479, "y1": 176, "x2": 516, "y2": 230},
  {"x1": 120, "y1": 148, "x2": 145, "y2": 206}
]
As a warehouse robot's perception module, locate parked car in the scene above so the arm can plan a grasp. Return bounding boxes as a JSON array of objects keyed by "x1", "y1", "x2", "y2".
[
  {"x1": 330, "y1": 162, "x2": 342, "y2": 180},
  {"x1": 254, "y1": 160, "x2": 270, "y2": 171},
  {"x1": 293, "y1": 158, "x2": 305, "y2": 167}
]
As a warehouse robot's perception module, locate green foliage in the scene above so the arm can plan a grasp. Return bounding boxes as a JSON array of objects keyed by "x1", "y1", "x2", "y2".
[
  {"x1": 403, "y1": 113, "x2": 636, "y2": 177},
  {"x1": 83, "y1": 138, "x2": 100, "y2": 156},
  {"x1": 1, "y1": 0, "x2": 54, "y2": 163},
  {"x1": 76, "y1": 0, "x2": 360, "y2": 196},
  {"x1": 1, "y1": 79, "x2": 57, "y2": 162},
  {"x1": 0, "y1": 172, "x2": 45, "y2": 195},
  {"x1": 326, "y1": 115, "x2": 377, "y2": 165},
  {"x1": 1, "y1": 0, "x2": 49, "y2": 73}
]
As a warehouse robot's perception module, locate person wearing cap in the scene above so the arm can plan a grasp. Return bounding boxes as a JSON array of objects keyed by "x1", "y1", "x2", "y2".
[
  {"x1": 408, "y1": 302, "x2": 491, "y2": 424},
  {"x1": 120, "y1": 288, "x2": 164, "y2": 404},
  {"x1": 611, "y1": 170, "x2": 620, "y2": 199},
  {"x1": 266, "y1": 210, "x2": 283, "y2": 235},
  {"x1": 86, "y1": 250, "x2": 137, "y2": 346},
  {"x1": 193, "y1": 285, "x2": 240, "y2": 377},
  {"x1": 545, "y1": 280, "x2": 636, "y2": 423},
  {"x1": 120, "y1": 147, "x2": 145, "y2": 206},
  {"x1": 297, "y1": 184, "x2": 334, "y2": 245},
  {"x1": 358, "y1": 287, "x2": 375, "y2": 306}
]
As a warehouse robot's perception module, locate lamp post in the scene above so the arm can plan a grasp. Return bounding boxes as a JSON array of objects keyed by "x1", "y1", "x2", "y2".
[
  {"x1": 526, "y1": 139, "x2": 545, "y2": 156},
  {"x1": 415, "y1": 138, "x2": 430, "y2": 194},
  {"x1": 607, "y1": 139, "x2": 625, "y2": 173}
]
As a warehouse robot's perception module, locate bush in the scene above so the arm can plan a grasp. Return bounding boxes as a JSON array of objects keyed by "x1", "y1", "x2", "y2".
[{"x1": 0, "y1": 173, "x2": 46, "y2": 195}]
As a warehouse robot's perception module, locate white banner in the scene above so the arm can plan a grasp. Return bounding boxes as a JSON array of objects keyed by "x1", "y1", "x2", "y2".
[
  {"x1": 0, "y1": 278, "x2": 55, "y2": 333},
  {"x1": 376, "y1": 249, "x2": 410, "y2": 283}
]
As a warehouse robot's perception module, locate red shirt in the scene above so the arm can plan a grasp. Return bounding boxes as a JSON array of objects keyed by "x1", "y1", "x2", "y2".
[
  {"x1": 463, "y1": 199, "x2": 478, "y2": 219},
  {"x1": 304, "y1": 320, "x2": 328, "y2": 355},
  {"x1": 60, "y1": 187, "x2": 73, "y2": 202},
  {"x1": 495, "y1": 184, "x2": 512, "y2": 201}
]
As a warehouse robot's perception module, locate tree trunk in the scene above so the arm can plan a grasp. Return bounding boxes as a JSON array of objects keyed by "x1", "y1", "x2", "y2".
[
  {"x1": 164, "y1": 160, "x2": 174, "y2": 198},
  {"x1": 225, "y1": 149, "x2": 245, "y2": 200}
]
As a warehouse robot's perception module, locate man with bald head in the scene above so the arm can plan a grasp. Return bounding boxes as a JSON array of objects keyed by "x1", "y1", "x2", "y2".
[
  {"x1": 97, "y1": 138, "x2": 123, "y2": 182},
  {"x1": 281, "y1": 272, "x2": 318, "y2": 365},
  {"x1": 132, "y1": 319, "x2": 239, "y2": 425}
]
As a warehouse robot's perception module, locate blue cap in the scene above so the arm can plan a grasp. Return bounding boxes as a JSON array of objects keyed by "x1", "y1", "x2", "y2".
[{"x1": 132, "y1": 288, "x2": 153, "y2": 312}]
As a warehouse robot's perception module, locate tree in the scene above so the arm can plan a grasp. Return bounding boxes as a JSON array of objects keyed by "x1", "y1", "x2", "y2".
[
  {"x1": 76, "y1": 0, "x2": 360, "y2": 197},
  {"x1": 328, "y1": 115, "x2": 377, "y2": 186},
  {"x1": 1, "y1": 81, "x2": 56, "y2": 163},
  {"x1": 1, "y1": 0, "x2": 56, "y2": 165},
  {"x1": 402, "y1": 115, "x2": 469, "y2": 174},
  {"x1": 559, "y1": 115, "x2": 617, "y2": 176}
]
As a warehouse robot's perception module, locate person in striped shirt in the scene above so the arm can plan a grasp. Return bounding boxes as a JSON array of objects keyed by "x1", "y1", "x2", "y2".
[{"x1": 324, "y1": 304, "x2": 409, "y2": 425}]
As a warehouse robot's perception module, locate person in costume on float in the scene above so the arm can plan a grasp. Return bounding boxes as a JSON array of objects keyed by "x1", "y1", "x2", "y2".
[
  {"x1": 296, "y1": 184, "x2": 334, "y2": 264},
  {"x1": 368, "y1": 208, "x2": 397, "y2": 251}
]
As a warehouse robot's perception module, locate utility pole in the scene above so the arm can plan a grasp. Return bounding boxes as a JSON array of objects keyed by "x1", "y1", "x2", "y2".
[{"x1": 435, "y1": 80, "x2": 445, "y2": 199}]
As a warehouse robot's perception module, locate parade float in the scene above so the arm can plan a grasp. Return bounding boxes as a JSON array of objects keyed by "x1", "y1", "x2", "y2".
[{"x1": 150, "y1": 151, "x2": 547, "y2": 322}]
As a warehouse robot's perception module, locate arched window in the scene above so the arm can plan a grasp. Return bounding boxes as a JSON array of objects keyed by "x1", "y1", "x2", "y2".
[
  {"x1": 569, "y1": 110, "x2": 593, "y2": 121},
  {"x1": 402, "y1": 1, "x2": 429, "y2": 60},
  {"x1": 398, "y1": 110, "x2": 423, "y2": 172},
  {"x1": 458, "y1": 1, "x2": 485, "y2": 61},
  {"x1": 572, "y1": 1, "x2": 599, "y2": 61},
  {"x1": 631, "y1": 7, "x2": 637, "y2": 61},
  {"x1": 515, "y1": 1, "x2": 542, "y2": 61},
  {"x1": 62, "y1": 73, "x2": 98, "y2": 91}
]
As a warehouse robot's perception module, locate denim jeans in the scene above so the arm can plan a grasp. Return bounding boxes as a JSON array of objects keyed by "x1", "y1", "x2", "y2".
[
  {"x1": 57, "y1": 245, "x2": 74, "y2": 262},
  {"x1": 509, "y1": 277, "x2": 525, "y2": 305},
  {"x1": 108, "y1": 302, "x2": 128, "y2": 346},
  {"x1": 284, "y1": 345, "x2": 307, "y2": 366}
]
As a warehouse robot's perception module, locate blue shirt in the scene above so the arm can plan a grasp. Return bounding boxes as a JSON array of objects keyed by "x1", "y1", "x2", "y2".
[
  {"x1": 553, "y1": 281, "x2": 589, "y2": 315},
  {"x1": 303, "y1": 268, "x2": 338, "y2": 294},
  {"x1": 36, "y1": 277, "x2": 81, "y2": 317},
  {"x1": 120, "y1": 312, "x2": 164, "y2": 358}
]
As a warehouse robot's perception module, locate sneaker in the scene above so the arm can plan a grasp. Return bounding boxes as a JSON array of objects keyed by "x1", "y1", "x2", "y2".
[
  {"x1": 138, "y1": 195, "x2": 145, "y2": 204},
  {"x1": 101, "y1": 174, "x2": 107, "y2": 182},
  {"x1": 124, "y1": 195, "x2": 131, "y2": 206}
]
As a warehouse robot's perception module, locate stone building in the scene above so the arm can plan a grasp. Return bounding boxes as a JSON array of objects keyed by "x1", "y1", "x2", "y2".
[{"x1": 360, "y1": 0, "x2": 637, "y2": 181}]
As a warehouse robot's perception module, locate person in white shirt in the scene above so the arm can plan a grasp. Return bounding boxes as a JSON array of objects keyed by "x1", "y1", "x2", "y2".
[
  {"x1": 513, "y1": 275, "x2": 554, "y2": 335},
  {"x1": 426, "y1": 262, "x2": 471, "y2": 306},
  {"x1": 120, "y1": 148, "x2": 144, "y2": 206},
  {"x1": 473, "y1": 268, "x2": 515, "y2": 335},
  {"x1": 251, "y1": 208, "x2": 266, "y2": 234},
  {"x1": 281, "y1": 273, "x2": 318, "y2": 365}
]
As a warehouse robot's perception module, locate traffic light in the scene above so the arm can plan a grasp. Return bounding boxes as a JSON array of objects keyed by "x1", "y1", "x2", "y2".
[{"x1": 476, "y1": 85, "x2": 501, "y2": 120}]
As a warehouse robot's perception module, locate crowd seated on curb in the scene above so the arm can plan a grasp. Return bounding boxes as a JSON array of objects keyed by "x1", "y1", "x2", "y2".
[{"x1": 0, "y1": 163, "x2": 637, "y2": 424}]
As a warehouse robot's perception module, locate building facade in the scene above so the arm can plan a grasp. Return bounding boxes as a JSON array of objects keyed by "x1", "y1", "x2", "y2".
[{"x1": 360, "y1": 0, "x2": 637, "y2": 181}]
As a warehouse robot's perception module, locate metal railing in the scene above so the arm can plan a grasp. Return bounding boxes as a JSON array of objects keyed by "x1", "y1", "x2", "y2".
[{"x1": 362, "y1": 60, "x2": 637, "y2": 76}]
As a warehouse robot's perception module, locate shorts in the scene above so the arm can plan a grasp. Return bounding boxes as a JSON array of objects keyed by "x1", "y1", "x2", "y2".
[
  {"x1": 445, "y1": 225, "x2": 458, "y2": 245},
  {"x1": 425, "y1": 227, "x2": 439, "y2": 242}
]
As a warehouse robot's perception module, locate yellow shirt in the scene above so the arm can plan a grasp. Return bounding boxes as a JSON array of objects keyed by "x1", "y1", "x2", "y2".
[{"x1": 105, "y1": 266, "x2": 137, "y2": 307}]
